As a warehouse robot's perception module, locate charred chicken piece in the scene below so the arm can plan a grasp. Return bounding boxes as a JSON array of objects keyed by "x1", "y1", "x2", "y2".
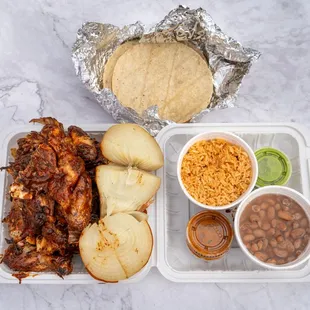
[
  {"x1": 10, "y1": 144, "x2": 57, "y2": 199},
  {"x1": 3, "y1": 243, "x2": 72, "y2": 276},
  {"x1": 1, "y1": 117, "x2": 105, "y2": 278},
  {"x1": 85, "y1": 140, "x2": 108, "y2": 171},
  {"x1": 30, "y1": 118, "x2": 92, "y2": 234},
  {"x1": 65, "y1": 172, "x2": 92, "y2": 233},
  {"x1": 68, "y1": 126, "x2": 97, "y2": 162},
  {"x1": 48, "y1": 153, "x2": 91, "y2": 233},
  {"x1": 3, "y1": 195, "x2": 54, "y2": 242},
  {"x1": 36, "y1": 220, "x2": 68, "y2": 256},
  {"x1": 49, "y1": 152, "x2": 85, "y2": 210},
  {"x1": 30, "y1": 117, "x2": 76, "y2": 155},
  {"x1": 1, "y1": 132, "x2": 46, "y2": 178}
]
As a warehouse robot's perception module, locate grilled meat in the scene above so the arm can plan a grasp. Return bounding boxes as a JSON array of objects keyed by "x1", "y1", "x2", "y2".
[
  {"x1": 3, "y1": 243, "x2": 72, "y2": 276},
  {"x1": 36, "y1": 220, "x2": 68, "y2": 256},
  {"x1": 3, "y1": 132, "x2": 46, "y2": 178},
  {"x1": 68, "y1": 126, "x2": 97, "y2": 162},
  {"x1": 30, "y1": 117, "x2": 77, "y2": 155},
  {"x1": 3, "y1": 195, "x2": 54, "y2": 242},
  {"x1": 10, "y1": 144, "x2": 57, "y2": 199},
  {"x1": 66, "y1": 172, "x2": 92, "y2": 232},
  {"x1": 1, "y1": 117, "x2": 106, "y2": 279},
  {"x1": 31, "y1": 118, "x2": 92, "y2": 233}
]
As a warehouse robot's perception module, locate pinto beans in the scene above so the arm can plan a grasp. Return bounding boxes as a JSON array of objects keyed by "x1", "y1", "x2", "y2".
[
  {"x1": 291, "y1": 228, "x2": 306, "y2": 240},
  {"x1": 239, "y1": 194, "x2": 310, "y2": 266},
  {"x1": 267, "y1": 207, "x2": 276, "y2": 220},
  {"x1": 266, "y1": 228, "x2": 276, "y2": 237},
  {"x1": 252, "y1": 205, "x2": 261, "y2": 213},
  {"x1": 259, "y1": 210, "x2": 266, "y2": 219},
  {"x1": 267, "y1": 199, "x2": 276, "y2": 206},
  {"x1": 253, "y1": 229, "x2": 266, "y2": 238},
  {"x1": 276, "y1": 235, "x2": 284, "y2": 243},
  {"x1": 278, "y1": 210, "x2": 293, "y2": 221},
  {"x1": 273, "y1": 248, "x2": 288, "y2": 258},
  {"x1": 276, "y1": 221, "x2": 287, "y2": 232},
  {"x1": 251, "y1": 243, "x2": 259, "y2": 252},
  {"x1": 294, "y1": 239, "x2": 302, "y2": 249},
  {"x1": 243, "y1": 234, "x2": 255, "y2": 242},
  {"x1": 255, "y1": 252, "x2": 268, "y2": 262},
  {"x1": 300, "y1": 218, "x2": 308, "y2": 228},
  {"x1": 270, "y1": 239, "x2": 277, "y2": 248},
  {"x1": 271, "y1": 219, "x2": 277, "y2": 228},
  {"x1": 261, "y1": 222, "x2": 271, "y2": 231},
  {"x1": 293, "y1": 213, "x2": 302, "y2": 221},
  {"x1": 261, "y1": 202, "x2": 269, "y2": 209}
]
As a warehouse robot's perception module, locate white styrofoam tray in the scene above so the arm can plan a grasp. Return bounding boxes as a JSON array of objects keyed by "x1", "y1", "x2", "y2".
[{"x1": 1, "y1": 122, "x2": 310, "y2": 283}]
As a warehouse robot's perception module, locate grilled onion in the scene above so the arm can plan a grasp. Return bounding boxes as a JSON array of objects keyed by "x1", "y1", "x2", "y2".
[
  {"x1": 79, "y1": 212, "x2": 153, "y2": 282},
  {"x1": 101, "y1": 124, "x2": 164, "y2": 171},
  {"x1": 96, "y1": 164, "x2": 160, "y2": 217}
]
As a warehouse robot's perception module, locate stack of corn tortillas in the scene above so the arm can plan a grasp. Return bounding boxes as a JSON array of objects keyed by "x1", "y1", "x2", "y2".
[{"x1": 103, "y1": 42, "x2": 213, "y2": 123}]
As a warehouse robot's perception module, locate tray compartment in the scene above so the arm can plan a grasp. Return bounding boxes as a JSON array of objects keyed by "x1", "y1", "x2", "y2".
[
  {"x1": 156, "y1": 124, "x2": 310, "y2": 282},
  {"x1": 0, "y1": 125, "x2": 154, "y2": 283}
]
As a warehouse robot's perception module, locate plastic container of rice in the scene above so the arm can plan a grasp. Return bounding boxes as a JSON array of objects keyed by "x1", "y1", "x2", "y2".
[{"x1": 177, "y1": 132, "x2": 258, "y2": 211}]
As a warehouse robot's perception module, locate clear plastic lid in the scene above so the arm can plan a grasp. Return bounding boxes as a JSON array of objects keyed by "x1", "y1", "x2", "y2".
[
  {"x1": 255, "y1": 147, "x2": 292, "y2": 187},
  {"x1": 186, "y1": 210, "x2": 233, "y2": 260}
]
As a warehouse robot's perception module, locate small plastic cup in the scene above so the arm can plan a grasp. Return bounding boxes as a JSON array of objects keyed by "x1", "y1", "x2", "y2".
[
  {"x1": 255, "y1": 147, "x2": 292, "y2": 187},
  {"x1": 186, "y1": 210, "x2": 233, "y2": 260}
]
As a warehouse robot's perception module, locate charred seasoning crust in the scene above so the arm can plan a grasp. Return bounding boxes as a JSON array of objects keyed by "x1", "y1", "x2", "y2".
[{"x1": 0, "y1": 117, "x2": 107, "y2": 281}]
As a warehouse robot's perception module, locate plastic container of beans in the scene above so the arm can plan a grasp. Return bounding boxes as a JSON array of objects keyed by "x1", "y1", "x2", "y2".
[{"x1": 235, "y1": 186, "x2": 310, "y2": 270}]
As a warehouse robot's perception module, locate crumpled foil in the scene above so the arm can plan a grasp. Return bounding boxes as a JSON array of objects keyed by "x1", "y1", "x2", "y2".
[{"x1": 72, "y1": 5, "x2": 260, "y2": 135}]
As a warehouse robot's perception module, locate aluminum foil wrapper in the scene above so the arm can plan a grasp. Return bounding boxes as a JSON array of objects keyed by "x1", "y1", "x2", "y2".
[{"x1": 72, "y1": 5, "x2": 260, "y2": 135}]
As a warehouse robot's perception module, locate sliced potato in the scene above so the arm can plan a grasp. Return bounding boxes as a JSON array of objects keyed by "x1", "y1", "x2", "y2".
[
  {"x1": 96, "y1": 164, "x2": 160, "y2": 217},
  {"x1": 101, "y1": 124, "x2": 164, "y2": 171},
  {"x1": 79, "y1": 213, "x2": 153, "y2": 282}
]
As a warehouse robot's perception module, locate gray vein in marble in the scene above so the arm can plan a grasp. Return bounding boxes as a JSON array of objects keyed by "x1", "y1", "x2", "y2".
[
  {"x1": 35, "y1": 83, "x2": 46, "y2": 117},
  {"x1": 39, "y1": 6, "x2": 69, "y2": 49},
  {"x1": 120, "y1": 288, "x2": 132, "y2": 310},
  {"x1": 0, "y1": 77, "x2": 46, "y2": 123}
]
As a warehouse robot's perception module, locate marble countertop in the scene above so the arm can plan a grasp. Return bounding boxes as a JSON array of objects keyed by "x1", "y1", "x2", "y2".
[{"x1": 1, "y1": 0, "x2": 310, "y2": 309}]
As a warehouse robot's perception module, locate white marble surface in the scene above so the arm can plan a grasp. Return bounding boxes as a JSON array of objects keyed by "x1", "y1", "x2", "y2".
[{"x1": 1, "y1": 0, "x2": 310, "y2": 309}]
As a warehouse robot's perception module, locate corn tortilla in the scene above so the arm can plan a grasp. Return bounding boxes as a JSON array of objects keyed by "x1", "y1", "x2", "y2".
[
  {"x1": 111, "y1": 42, "x2": 213, "y2": 123},
  {"x1": 103, "y1": 41, "x2": 138, "y2": 89}
]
